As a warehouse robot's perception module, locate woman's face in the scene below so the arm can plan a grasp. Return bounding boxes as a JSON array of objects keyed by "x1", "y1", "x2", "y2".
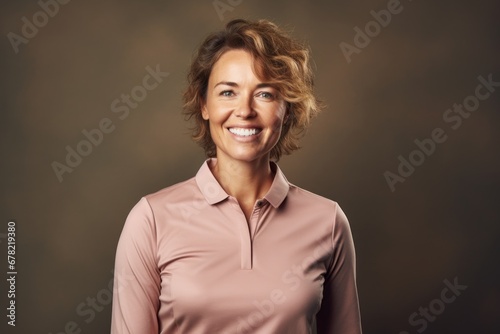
[{"x1": 202, "y1": 49, "x2": 286, "y2": 164}]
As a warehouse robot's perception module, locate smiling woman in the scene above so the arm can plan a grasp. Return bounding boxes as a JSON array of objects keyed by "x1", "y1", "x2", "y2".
[{"x1": 111, "y1": 19, "x2": 362, "y2": 334}]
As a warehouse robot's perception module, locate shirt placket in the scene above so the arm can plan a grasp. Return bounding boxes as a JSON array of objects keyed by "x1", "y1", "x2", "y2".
[{"x1": 232, "y1": 199, "x2": 265, "y2": 270}]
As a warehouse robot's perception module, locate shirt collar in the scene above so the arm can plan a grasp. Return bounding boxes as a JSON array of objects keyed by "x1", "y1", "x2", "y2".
[
  {"x1": 265, "y1": 161, "x2": 290, "y2": 208},
  {"x1": 195, "y1": 158, "x2": 229, "y2": 205},
  {"x1": 195, "y1": 158, "x2": 290, "y2": 208}
]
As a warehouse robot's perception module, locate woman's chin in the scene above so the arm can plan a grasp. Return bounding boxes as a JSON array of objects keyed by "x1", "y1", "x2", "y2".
[{"x1": 219, "y1": 149, "x2": 269, "y2": 164}]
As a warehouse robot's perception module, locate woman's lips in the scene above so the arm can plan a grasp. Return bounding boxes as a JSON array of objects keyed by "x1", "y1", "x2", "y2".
[{"x1": 228, "y1": 127, "x2": 262, "y2": 137}]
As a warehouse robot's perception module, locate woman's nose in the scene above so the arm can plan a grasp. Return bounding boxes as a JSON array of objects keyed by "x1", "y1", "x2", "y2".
[{"x1": 235, "y1": 94, "x2": 256, "y2": 118}]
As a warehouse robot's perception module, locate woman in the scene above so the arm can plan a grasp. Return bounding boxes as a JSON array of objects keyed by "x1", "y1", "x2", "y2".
[{"x1": 111, "y1": 19, "x2": 362, "y2": 334}]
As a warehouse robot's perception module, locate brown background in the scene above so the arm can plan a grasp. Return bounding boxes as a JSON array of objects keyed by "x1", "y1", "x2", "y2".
[{"x1": 1, "y1": 0, "x2": 499, "y2": 333}]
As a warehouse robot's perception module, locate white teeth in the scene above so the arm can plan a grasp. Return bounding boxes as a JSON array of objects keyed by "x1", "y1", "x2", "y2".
[{"x1": 229, "y1": 128, "x2": 259, "y2": 136}]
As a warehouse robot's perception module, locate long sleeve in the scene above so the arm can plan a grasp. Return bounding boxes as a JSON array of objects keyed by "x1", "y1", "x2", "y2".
[
  {"x1": 316, "y1": 204, "x2": 362, "y2": 334},
  {"x1": 111, "y1": 197, "x2": 161, "y2": 334}
]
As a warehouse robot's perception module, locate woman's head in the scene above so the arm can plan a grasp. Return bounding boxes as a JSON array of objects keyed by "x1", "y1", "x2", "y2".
[{"x1": 183, "y1": 19, "x2": 321, "y2": 161}]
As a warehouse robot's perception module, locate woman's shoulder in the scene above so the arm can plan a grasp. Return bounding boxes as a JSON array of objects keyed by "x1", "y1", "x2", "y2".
[
  {"x1": 285, "y1": 183, "x2": 351, "y2": 234},
  {"x1": 140, "y1": 176, "x2": 200, "y2": 207},
  {"x1": 287, "y1": 182, "x2": 340, "y2": 208}
]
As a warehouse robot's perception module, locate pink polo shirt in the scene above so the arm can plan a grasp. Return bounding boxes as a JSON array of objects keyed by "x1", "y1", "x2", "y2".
[{"x1": 111, "y1": 158, "x2": 362, "y2": 334}]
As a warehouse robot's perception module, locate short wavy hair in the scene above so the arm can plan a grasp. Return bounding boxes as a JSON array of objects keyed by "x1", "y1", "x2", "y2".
[{"x1": 183, "y1": 19, "x2": 321, "y2": 161}]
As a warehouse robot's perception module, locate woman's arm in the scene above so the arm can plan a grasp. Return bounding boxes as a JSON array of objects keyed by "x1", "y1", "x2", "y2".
[
  {"x1": 111, "y1": 197, "x2": 161, "y2": 334},
  {"x1": 316, "y1": 204, "x2": 362, "y2": 334}
]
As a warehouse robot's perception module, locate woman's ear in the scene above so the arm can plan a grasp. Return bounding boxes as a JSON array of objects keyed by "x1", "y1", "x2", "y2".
[{"x1": 201, "y1": 103, "x2": 209, "y2": 120}]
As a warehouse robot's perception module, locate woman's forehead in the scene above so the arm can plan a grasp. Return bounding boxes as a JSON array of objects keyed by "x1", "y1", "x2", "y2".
[{"x1": 210, "y1": 49, "x2": 269, "y2": 85}]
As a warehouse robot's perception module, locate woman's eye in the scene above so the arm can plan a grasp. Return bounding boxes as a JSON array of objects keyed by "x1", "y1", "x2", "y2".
[
  {"x1": 220, "y1": 90, "x2": 234, "y2": 97},
  {"x1": 257, "y1": 91, "x2": 274, "y2": 99}
]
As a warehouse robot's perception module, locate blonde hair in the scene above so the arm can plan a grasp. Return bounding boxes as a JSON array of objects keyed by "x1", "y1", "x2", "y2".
[{"x1": 183, "y1": 19, "x2": 321, "y2": 160}]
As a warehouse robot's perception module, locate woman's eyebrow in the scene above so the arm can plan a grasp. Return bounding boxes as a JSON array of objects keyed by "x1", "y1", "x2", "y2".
[
  {"x1": 214, "y1": 81, "x2": 238, "y2": 88},
  {"x1": 255, "y1": 83, "x2": 275, "y2": 89},
  {"x1": 214, "y1": 81, "x2": 275, "y2": 89}
]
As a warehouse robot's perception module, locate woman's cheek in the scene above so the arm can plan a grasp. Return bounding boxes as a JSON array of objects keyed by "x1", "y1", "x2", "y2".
[{"x1": 267, "y1": 119, "x2": 283, "y2": 139}]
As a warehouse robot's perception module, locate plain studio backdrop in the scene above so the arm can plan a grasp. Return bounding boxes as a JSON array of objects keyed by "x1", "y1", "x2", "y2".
[{"x1": 1, "y1": 0, "x2": 499, "y2": 333}]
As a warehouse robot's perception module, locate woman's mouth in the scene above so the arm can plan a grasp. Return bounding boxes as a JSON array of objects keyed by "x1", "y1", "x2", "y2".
[{"x1": 228, "y1": 127, "x2": 262, "y2": 137}]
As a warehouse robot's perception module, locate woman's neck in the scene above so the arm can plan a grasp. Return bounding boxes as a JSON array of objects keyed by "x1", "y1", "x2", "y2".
[{"x1": 210, "y1": 155, "x2": 274, "y2": 206}]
